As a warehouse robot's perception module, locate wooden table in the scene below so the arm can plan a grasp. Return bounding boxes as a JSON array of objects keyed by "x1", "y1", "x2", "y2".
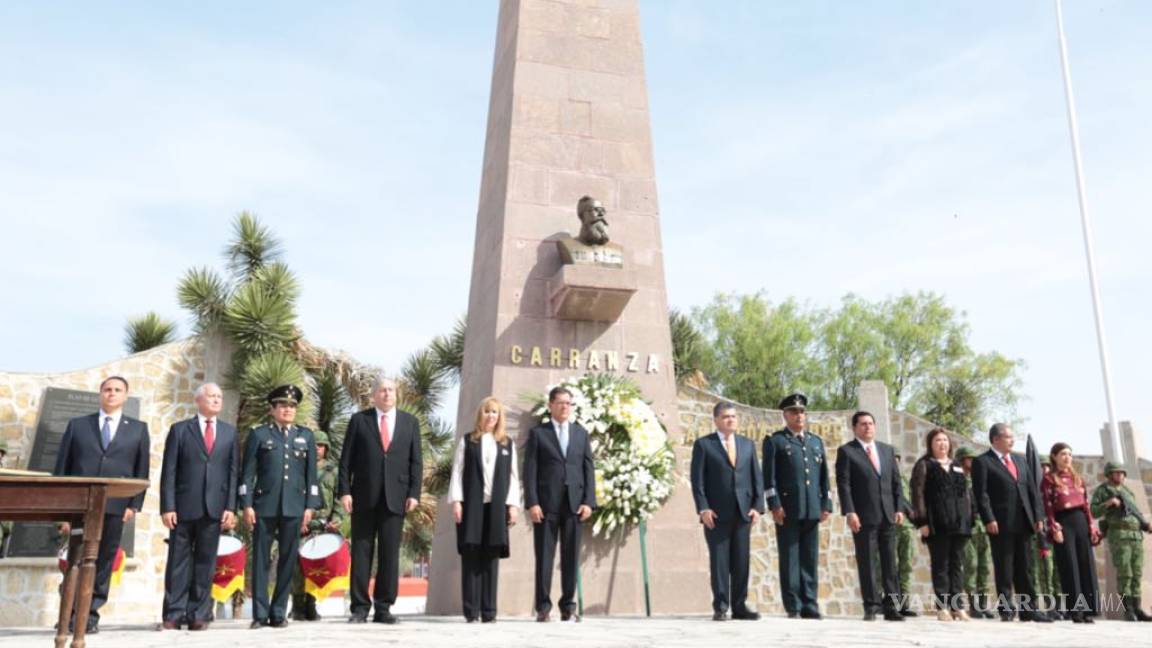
[{"x1": 0, "y1": 475, "x2": 149, "y2": 648}]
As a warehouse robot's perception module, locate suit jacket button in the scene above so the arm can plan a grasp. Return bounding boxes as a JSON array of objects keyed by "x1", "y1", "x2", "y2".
[{"x1": 805, "y1": 480, "x2": 810, "y2": 485}]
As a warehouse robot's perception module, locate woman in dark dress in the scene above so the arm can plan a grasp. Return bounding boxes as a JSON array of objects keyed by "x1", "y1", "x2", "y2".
[
  {"x1": 448, "y1": 397, "x2": 522, "y2": 623},
  {"x1": 910, "y1": 428, "x2": 974, "y2": 621},
  {"x1": 1042, "y1": 442, "x2": 1100, "y2": 623}
]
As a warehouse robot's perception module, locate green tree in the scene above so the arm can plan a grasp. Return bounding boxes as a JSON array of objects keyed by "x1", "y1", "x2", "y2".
[
  {"x1": 918, "y1": 351, "x2": 1024, "y2": 437},
  {"x1": 876, "y1": 292, "x2": 969, "y2": 409},
  {"x1": 670, "y1": 308, "x2": 707, "y2": 384},
  {"x1": 692, "y1": 293, "x2": 824, "y2": 408},
  {"x1": 123, "y1": 311, "x2": 178, "y2": 353}
]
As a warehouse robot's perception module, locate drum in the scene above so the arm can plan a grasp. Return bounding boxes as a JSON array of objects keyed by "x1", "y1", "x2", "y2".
[
  {"x1": 298, "y1": 533, "x2": 350, "y2": 601},
  {"x1": 212, "y1": 534, "x2": 246, "y2": 603}
]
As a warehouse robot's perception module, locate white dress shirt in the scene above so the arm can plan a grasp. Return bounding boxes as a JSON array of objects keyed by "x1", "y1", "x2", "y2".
[
  {"x1": 858, "y1": 438, "x2": 881, "y2": 476},
  {"x1": 98, "y1": 409, "x2": 123, "y2": 443},
  {"x1": 375, "y1": 407, "x2": 397, "y2": 436},
  {"x1": 448, "y1": 433, "x2": 523, "y2": 507}
]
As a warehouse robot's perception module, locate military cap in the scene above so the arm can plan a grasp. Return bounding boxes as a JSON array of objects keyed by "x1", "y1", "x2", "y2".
[
  {"x1": 954, "y1": 446, "x2": 978, "y2": 461},
  {"x1": 267, "y1": 384, "x2": 304, "y2": 405},
  {"x1": 778, "y1": 392, "x2": 808, "y2": 411},
  {"x1": 313, "y1": 429, "x2": 330, "y2": 446},
  {"x1": 1104, "y1": 461, "x2": 1127, "y2": 476}
]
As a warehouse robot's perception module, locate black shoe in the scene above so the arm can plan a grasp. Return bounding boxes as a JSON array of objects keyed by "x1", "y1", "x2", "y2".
[
  {"x1": 883, "y1": 611, "x2": 905, "y2": 622},
  {"x1": 291, "y1": 608, "x2": 306, "y2": 621},
  {"x1": 732, "y1": 610, "x2": 760, "y2": 621},
  {"x1": 250, "y1": 620, "x2": 266, "y2": 629},
  {"x1": 465, "y1": 617, "x2": 478, "y2": 623},
  {"x1": 348, "y1": 614, "x2": 367, "y2": 623},
  {"x1": 269, "y1": 618, "x2": 288, "y2": 628},
  {"x1": 863, "y1": 611, "x2": 877, "y2": 621},
  {"x1": 1022, "y1": 611, "x2": 1052, "y2": 623},
  {"x1": 800, "y1": 610, "x2": 823, "y2": 620},
  {"x1": 373, "y1": 610, "x2": 397, "y2": 624},
  {"x1": 787, "y1": 611, "x2": 799, "y2": 619},
  {"x1": 85, "y1": 617, "x2": 99, "y2": 634},
  {"x1": 536, "y1": 610, "x2": 551, "y2": 622},
  {"x1": 560, "y1": 610, "x2": 581, "y2": 622},
  {"x1": 900, "y1": 609, "x2": 918, "y2": 617},
  {"x1": 481, "y1": 616, "x2": 496, "y2": 623},
  {"x1": 1000, "y1": 613, "x2": 1015, "y2": 622},
  {"x1": 712, "y1": 610, "x2": 728, "y2": 621}
]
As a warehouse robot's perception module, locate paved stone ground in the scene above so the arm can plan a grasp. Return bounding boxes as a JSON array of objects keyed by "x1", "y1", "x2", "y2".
[{"x1": 2, "y1": 615, "x2": 1146, "y2": 648}]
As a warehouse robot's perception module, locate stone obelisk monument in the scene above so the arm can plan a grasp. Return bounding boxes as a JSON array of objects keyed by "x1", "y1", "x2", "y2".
[{"x1": 427, "y1": 0, "x2": 709, "y2": 615}]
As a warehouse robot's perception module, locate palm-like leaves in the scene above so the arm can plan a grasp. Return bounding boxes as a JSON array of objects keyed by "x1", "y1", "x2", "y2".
[
  {"x1": 399, "y1": 349, "x2": 451, "y2": 417},
  {"x1": 224, "y1": 281, "x2": 298, "y2": 358},
  {"x1": 123, "y1": 311, "x2": 178, "y2": 353},
  {"x1": 177, "y1": 267, "x2": 229, "y2": 333},
  {"x1": 226, "y1": 211, "x2": 282, "y2": 280},
  {"x1": 428, "y1": 316, "x2": 465, "y2": 384},
  {"x1": 670, "y1": 307, "x2": 705, "y2": 383}
]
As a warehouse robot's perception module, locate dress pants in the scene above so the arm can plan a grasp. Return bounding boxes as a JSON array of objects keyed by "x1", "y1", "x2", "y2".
[
  {"x1": 162, "y1": 516, "x2": 222, "y2": 622},
  {"x1": 704, "y1": 517, "x2": 752, "y2": 614},
  {"x1": 852, "y1": 523, "x2": 900, "y2": 613},
  {"x1": 533, "y1": 509, "x2": 581, "y2": 614},
  {"x1": 776, "y1": 519, "x2": 821, "y2": 615},
  {"x1": 926, "y1": 534, "x2": 968, "y2": 611},
  {"x1": 461, "y1": 550, "x2": 500, "y2": 621},
  {"x1": 1052, "y1": 509, "x2": 1098, "y2": 615},
  {"x1": 78, "y1": 513, "x2": 125, "y2": 622},
  {"x1": 349, "y1": 507, "x2": 404, "y2": 616},
  {"x1": 988, "y1": 530, "x2": 1037, "y2": 616},
  {"x1": 252, "y1": 515, "x2": 302, "y2": 622}
]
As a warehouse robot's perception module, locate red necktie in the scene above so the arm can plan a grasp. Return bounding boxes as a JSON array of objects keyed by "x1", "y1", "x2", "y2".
[
  {"x1": 380, "y1": 414, "x2": 391, "y2": 452},
  {"x1": 1003, "y1": 454, "x2": 1018, "y2": 481},
  {"x1": 866, "y1": 445, "x2": 880, "y2": 472},
  {"x1": 204, "y1": 419, "x2": 215, "y2": 455}
]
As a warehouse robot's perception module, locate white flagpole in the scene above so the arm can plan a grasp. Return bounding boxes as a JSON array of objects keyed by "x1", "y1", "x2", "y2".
[{"x1": 1053, "y1": 0, "x2": 1123, "y2": 463}]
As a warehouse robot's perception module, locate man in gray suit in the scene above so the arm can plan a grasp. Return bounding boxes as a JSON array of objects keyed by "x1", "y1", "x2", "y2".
[
  {"x1": 53, "y1": 375, "x2": 151, "y2": 634},
  {"x1": 159, "y1": 383, "x2": 238, "y2": 630},
  {"x1": 691, "y1": 401, "x2": 764, "y2": 621}
]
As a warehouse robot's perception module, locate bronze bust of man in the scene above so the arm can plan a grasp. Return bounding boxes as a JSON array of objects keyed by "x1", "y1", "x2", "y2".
[{"x1": 577, "y1": 195, "x2": 609, "y2": 245}]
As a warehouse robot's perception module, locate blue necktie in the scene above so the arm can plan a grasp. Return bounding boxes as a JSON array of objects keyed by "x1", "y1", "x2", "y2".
[
  {"x1": 101, "y1": 416, "x2": 112, "y2": 449},
  {"x1": 558, "y1": 424, "x2": 568, "y2": 458}
]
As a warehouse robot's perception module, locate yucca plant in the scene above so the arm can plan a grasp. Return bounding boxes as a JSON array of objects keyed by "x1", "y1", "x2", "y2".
[
  {"x1": 670, "y1": 307, "x2": 706, "y2": 384},
  {"x1": 123, "y1": 311, "x2": 178, "y2": 353}
]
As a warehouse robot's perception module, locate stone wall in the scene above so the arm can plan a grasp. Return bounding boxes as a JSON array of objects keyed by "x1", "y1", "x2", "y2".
[
  {"x1": 0, "y1": 335, "x2": 232, "y2": 626},
  {"x1": 676, "y1": 384, "x2": 1152, "y2": 617}
]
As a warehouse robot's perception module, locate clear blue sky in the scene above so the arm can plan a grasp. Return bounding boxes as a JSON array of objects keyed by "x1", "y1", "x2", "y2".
[{"x1": 1, "y1": 1, "x2": 1148, "y2": 456}]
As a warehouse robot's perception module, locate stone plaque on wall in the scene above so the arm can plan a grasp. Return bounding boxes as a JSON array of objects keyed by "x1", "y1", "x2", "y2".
[{"x1": 6, "y1": 387, "x2": 140, "y2": 558}]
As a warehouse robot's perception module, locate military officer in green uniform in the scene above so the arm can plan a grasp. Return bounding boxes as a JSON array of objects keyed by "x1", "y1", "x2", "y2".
[
  {"x1": 0, "y1": 439, "x2": 11, "y2": 557},
  {"x1": 763, "y1": 393, "x2": 833, "y2": 619},
  {"x1": 290, "y1": 429, "x2": 344, "y2": 621},
  {"x1": 1091, "y1": 462, "x2": 1152, "y2": 621},
  {"x1": 955, "y1": 446, "x2": 993, "y2": 618},
  {"x1": 240, "y1": 385, "x2": 320, "y2": 629}
]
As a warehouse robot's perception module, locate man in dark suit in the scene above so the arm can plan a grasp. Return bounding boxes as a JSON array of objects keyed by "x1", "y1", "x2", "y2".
[
  {"x1": 240, "y1": 385, "x2": 320, "y2": 629},
  {"x1": 763, "y1": 393, "x2": 832, "y2": 619},
  {"x1": 337, "y1": 376, "x2": 422, "y2": 624},
  {"x1": 159, "y1": 383, "x2": 238, "y2": 631},
  {"x1": 523, "y1": 386, "x2": 597, "y2": 622},
  {"x1": 835, "y1": 411, "x2": 908, "y2": 621},
  {"x1": 691, "y1": 401, "x2": 765, "y2": 621},
  {"x1": 53, "y1": 375, "x2": 150, "y2": 634},
  {"x1": 971, "y1": 423, "x2": 1051, "y2": 622}
]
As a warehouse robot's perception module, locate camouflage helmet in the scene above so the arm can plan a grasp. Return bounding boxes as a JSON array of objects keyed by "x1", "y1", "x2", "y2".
[
  {"x1": 1104, "y1": 461, "x2": 1127, "y2": 476},
  {"x1": 313, "y1": 430, "x2": 330, "y2": 447},
  {"x1": 954, "y1": 446, "x2": 978, "y2": 461}
]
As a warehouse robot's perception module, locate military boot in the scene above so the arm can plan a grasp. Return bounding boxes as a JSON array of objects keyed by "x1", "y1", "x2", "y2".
[
  {"x1": 1122, "y1": 596, "x2": 1139, "y2": 621},
  {"x1": 1133, "y1": 597, "x2": 1152, "y2": 622},
  {"x1": 305, "y1": 595, "x2": 321, "y2": 621},
  {"x1": 291, "y1": 596, "x2": 307, "y2": 621},
  {"x1": 973, "y1": 595, "x2": 994, "y2": 619}
]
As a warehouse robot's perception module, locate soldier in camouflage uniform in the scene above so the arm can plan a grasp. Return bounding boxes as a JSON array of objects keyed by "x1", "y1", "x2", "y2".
[
  {"x1": 1091, "y1": 462, "x2": 1152, "y2": 621},
  {"x1": 0, "y1": 440, "x2": 11, "y2": 557},
  {"x1": 291, "y1": 429, "x2": 344, "y2": 621},
  {"x1": 893, "y1": 453, "x2": 918, "y2": 616},
  {"x1": 1030, "y1": 461, "x2": 1061, "y2": 620},
  {"x1": 955, "y1": 447, "x2": 994, "y2": 618}
]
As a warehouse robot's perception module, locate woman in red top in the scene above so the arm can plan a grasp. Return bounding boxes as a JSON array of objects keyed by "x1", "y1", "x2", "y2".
[{"x1": 1041, "y1": 442, "x2": 1100, "y2": 623}]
